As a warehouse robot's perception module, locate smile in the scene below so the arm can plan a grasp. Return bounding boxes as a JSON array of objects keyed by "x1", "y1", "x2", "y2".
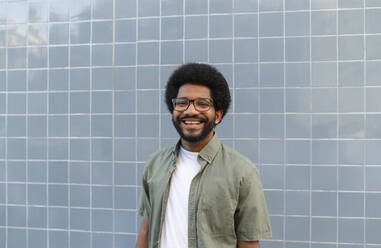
[{"x1": 183, "y1": 120, "x2": 202, "y2": 124}]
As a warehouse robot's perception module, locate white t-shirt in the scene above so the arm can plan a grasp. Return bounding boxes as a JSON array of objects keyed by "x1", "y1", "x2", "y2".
[{"x1": 160, "y1": 146, "x2": 201, "y2": 248}]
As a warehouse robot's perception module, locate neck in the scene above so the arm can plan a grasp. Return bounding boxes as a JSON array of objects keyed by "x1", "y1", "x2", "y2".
[{"x1": 181, "y1": 131, "x2": 214, "y2": 152}]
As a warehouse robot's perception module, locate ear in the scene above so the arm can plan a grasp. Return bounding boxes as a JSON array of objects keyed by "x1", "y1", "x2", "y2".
[{"x1": 215, "y1": 110, "x2": 223, "y2": 125}]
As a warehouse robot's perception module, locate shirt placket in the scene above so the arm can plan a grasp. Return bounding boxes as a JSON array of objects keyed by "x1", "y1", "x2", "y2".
[
  {"x1": 188, "y1": 157, "x2": 209, "y2": 248},
  {"x1": 157, "y1": 159, "x2": 176, "y2": 248}
]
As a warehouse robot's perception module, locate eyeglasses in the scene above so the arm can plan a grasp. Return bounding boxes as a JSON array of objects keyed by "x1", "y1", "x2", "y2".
[{"x1": 172, "y1": 97, "x2": 214, "y2": 112}]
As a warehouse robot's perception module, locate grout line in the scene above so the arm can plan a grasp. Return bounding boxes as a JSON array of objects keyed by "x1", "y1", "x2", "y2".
[
  {"x1": 46, "y1": 1, "x2": 51, "y2": 247},
  {"x1": 232, "y1": 0, "x2": 236, "y2": 150},
  {"x1": 89, "y1": 0, "x2": 94, "y2": 246},
  {"x1": 25, "y1": 5, "x2": 29, "y2": 247},
  {"x1": 112, "y1": 0, "x2": 116, "y2": 246},
  {"x1": 309, "y1": 0, "x2": 313, "y2": 246},
  {"x1": 135, "y1": 0, "x2": 139, "y2": 241},
  {"x1": 282, "y1": 1, "x2": 286, "y2": 247},
  {"x1": 283, "y1": 0, "x2": 288, "y2": 246},
  {"x1": 4, "y1": 2, "x2": 8, "y2": 247},
  {"x1": 67, "y1": 2, "x2": 72, "y2": 247},
  {"x1": 207, "y1": 0, "x2": 210, "y2": 64},
  {"x1": 335, "y1": 0, "x2": 339, "y2": 246},
  {"x1": 363, "y1": 0, "x2": 367, "y2": 247}
]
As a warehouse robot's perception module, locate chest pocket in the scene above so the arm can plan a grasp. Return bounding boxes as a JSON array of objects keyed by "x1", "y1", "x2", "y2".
[{"x1": 198, "y1": 177, "x2": 237, "y2": 235}]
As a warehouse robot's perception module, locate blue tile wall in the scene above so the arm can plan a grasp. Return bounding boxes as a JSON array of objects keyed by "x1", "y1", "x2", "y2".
[{"x1": 0, "y1": 0, "x2": 381, "y2": 247}]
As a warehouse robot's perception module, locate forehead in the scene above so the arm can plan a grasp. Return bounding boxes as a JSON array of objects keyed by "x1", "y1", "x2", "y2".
[{"x1": 176, "y1": 84, "x2": 211, "y2": 99}]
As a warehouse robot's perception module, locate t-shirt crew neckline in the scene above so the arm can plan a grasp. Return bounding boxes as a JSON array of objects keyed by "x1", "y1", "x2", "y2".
[{"x1": 179, "y1": 146, "x2": 199, "y2": 158}]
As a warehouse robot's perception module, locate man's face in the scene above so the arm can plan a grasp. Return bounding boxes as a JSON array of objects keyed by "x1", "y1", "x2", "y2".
[{"x1": 172, "y1": 84, "x2": 222, "y2": 143}]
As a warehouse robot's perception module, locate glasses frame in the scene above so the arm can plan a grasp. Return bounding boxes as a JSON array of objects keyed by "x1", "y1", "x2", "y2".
[{"x1": 172, "y1": 97, "x2": 214, "y2": 112}]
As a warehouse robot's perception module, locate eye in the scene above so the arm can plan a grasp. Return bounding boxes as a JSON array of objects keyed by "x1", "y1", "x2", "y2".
[
  {"x1": 196, "y1": 99, "x2": 211, "y2": 108},
  {"x1": 176, "y1": 99, "x2": 188, "y2": 106}
]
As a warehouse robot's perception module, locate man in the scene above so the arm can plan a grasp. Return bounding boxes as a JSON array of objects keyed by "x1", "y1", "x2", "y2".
[{"x1": 136, "y1": 63, "x2": 271, "y2": 248}]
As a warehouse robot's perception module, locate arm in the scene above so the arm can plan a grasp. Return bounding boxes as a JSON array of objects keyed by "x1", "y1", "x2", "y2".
[
  {"x1": 237, "y1": 240, "x2": 259, "y2": 248},
  {"x1": 136, "y1": 220, "x2": 150, "y2": 248}
]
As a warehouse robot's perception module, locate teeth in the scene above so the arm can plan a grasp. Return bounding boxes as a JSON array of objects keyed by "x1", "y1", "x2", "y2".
[{"x1": 184, "y1": 120, "x2": 201, "y2": 124}]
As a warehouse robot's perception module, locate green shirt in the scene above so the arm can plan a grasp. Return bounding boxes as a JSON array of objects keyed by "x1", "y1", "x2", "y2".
[{"x1": 138, "y1": 134, "x2": 272, "y2": 248}]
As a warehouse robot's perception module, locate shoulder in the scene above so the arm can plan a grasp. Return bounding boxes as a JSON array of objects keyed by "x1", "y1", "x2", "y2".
[
  {"x1": 142, "y1": 145, "x2": 175, "y2": 176},
  {"x1": 220, "y1": 144, "x2": 258, "y2": 174}
]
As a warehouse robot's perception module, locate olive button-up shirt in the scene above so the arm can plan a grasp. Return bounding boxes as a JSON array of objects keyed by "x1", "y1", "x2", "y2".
[{"x1": 138, "y1": 134, "x2": 272, "y2": 248}]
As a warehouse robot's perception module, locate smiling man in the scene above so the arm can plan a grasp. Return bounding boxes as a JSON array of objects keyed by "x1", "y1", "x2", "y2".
[{"x1": 136, "y1": 63, "x2": 271, "y2": 248}]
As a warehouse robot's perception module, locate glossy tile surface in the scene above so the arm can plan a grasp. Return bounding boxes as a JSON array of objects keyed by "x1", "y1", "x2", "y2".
[{"x1": 0, "y1": 0, "x2": 380, "y2": 247}]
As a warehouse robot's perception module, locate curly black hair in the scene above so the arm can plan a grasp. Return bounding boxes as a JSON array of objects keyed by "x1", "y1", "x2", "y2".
[{"x1": 165, "y1": 63, "x2": 231, "y2": 120}]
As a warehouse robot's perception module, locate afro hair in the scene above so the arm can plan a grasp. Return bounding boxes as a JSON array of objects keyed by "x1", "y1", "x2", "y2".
[{"x1": 165, "y1": 63, "x2": 231, "y2": 120}]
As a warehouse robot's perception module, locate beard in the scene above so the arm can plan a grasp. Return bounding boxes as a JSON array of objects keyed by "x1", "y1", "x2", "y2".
[{"x1": 172, "y1": 114, "x2": 216, "y2": 143}]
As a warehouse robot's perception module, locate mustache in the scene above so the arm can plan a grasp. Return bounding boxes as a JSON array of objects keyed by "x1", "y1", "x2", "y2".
[{"x1": 178, "y1": 115, "x2": 207, "y2": 122}]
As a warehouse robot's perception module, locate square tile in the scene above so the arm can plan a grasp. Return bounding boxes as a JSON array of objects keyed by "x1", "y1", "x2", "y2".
[
  {"x1": 312, "y1": 37, "x2": 336, "y2": 61},
  {"x1": 339, "y1": 114, "x2": 365, "y2": 139},
  {"x1": 286, "y1": 88, "x2": 310, "y2": 113},
  {"x1": 138, "y1": 18, "x2": 159, "y2": 41},
  {"x1": 185, "y1": 40, "x2": 208, "y2": 63},
  {"x1": 49, "y1": 231, "x2": 68, "y2": 248},
  {"x1": 259, "y1": 13, "x2": 283, "y2": 37},
  {"x1": 161, "y1": 41, "x2": 183, "y2": 64},
  {"x1": 116, "y1": 0, "x2": 135, "y2": 18},
  {"x1": 366, "y1": 167, "x2": 381, "y2": 191},
  {"x1": 185, "y1": 16, "x2": 208, "y2": 39},
  {"x1": 312, "y1": 114, "x2": 337, "y2": 138},
  {"x1": 339, "y1": 10, "x2": 364, "y2": 34},
  {"x1": 138, "y1": 0, "x2": 159, "y2": 17},
  {"x1": 339, "y1": 62, "x2": 364, "y2": 86},
  {"x1": 116, "y1": 19, "x2": 136, "y2": 42},
  {"x1": 210, "y1": 0, "x2": 232, "y2": 13},
  {"x1": 286, "y1": 114, "x2": 310, "y2": 138},
  {"x1": 260, "y1": 38, "x2": 283, "y2": 62},
  {"x1": 93, "y1": 0, "x2": 112, "y2": 19},
  {"x1": 260, "y1": 139, "x2": 283, "y2": 164},
  {"x1": 70, "y1": 208, "x2": 90, "y2": 230},
  {"x1": 259, "y1": 0, "x2": 283, "y2": 11},
  {"x1": 260, "y1": 114, "x2": 283, "y2": 138},
  {"x1": 162, "y1": 16, "x2": 183, "y2": 40},
  {"x1": 261, "y1": 89, "x2": 284, "y2": 113},
  {"x1": 339, "y1": 219, "x2": 364, "y2": 243},
  {"x1": 70, "y1": 0, "x2": 91, "y2": 21},
  {"x1": 50, "y1": 69, "x2": 69, "y2": 90},
  {"x1": 235, "y1": 39, "x2": 258, "y2": 62},
  {"x1": 312, "y1": 11, "x2": 336, "y2": 35},
  {"x1": 92, "y1": 139, "x2": 112, "y2": 161},
  {"x1": 235, "y1": 14, "x2": 257, "y2": 37},
  {"x1": 70, "y1": 22, "x2": 90, "y2": 44},
  {"x1": 312, "y1": 192, "x2": 337, "y2": 216},
  {"x1": 339, "y1": 36, "x2": 364, "y2": 60},
  {"x1": 286, "y1": 140, "x2": 310, "y2": 164},
  {"x1": 285, "y1": 12, "x2": 310, "y2": 36},
  {"x1": 210, "y1": 15, "x2": 232, "y2": 38},
  {"x1": 234, "y1": 114, "x2": 258, "y2": 138},
  {"x1": 312, "y1": 88, "x2": 337, "y2": 113},
  {"x1": 260, "y1": 63, "x2": 283, "y2": 87},
  {"x1": 285, "y1": 217, "x2": 309, "y2": 241},
  {"x1": 339, "y1": 166, "x2": 363, "y2": 191},
  {"x1": 366, "y1": 35, "x2": 381, "y2": 60},
  {"x1": 311, "y1": 218, "x2": 337, "y2": 242},
  {"x1": 92, "y1": 21, "x2": 112, "y2": 43},
  {"x1": 339, "y1": 192, "x2": 364, "y2": 217},
  {"x1": 286, "y1": 166, "x2": 310, "y2": 190},
  {"x1": 49, "y1": 23, "x2": 69, "y2": 44},
  {"x1": 286, "y1": 191, "x2": 310, "y2": 215}
]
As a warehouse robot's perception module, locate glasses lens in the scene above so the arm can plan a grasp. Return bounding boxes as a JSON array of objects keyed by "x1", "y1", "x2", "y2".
[
  {"x1": 194, "y1": 98, "x2": 211, "y2": 112},
  {"x1": 174, "y1": 98, "x2": 189, "y2": 111}
]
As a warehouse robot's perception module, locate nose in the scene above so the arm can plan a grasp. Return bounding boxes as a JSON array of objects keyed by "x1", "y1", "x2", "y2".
[{"x1": 183, "y1": 101, "x2": 199, "y2": 114}]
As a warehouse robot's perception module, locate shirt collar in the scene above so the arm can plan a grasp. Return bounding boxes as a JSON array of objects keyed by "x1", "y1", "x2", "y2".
[{"x1": 171, "y1": 133, "x2": 221, "y2": 164}]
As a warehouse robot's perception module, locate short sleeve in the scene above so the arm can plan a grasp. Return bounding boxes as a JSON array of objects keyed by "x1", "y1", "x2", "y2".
[
  {"x1": 137, "y1": 170, "x2": 151, "y2": 221},
  {"x1": 234, "y1": 167, "x2": 272, "y2": 241}
]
